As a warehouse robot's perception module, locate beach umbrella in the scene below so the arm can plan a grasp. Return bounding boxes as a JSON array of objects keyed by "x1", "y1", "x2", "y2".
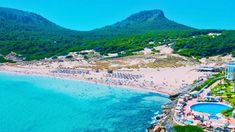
[
  {"x1": 188, "y1": 115, "x2": 194, "y2": 120},
  {"x1": 178, "y1": 98, "x2": 184, "y2": 102},
  {"x1": 177, "y1": 103, "x2": 183, "y2": 107},
  {"x1": 204, "y1": 115, "x2": 210, "y2": 121},
  {"x1": 194, "y1": 120, "x2": 201, "y2": 125},
  {"x1": 228, "y1": 125, "x2": 235, "y2": 129},
  {"x1": 211, "y1": 122, "x2": 220, "y2": 128},
  {"x1": 202, "y1": 121, "x2": 206, "y2": 126},
  {"x1": 206, "y1": 123, "x2": 212, "y2": 128},
  {"x1": 175, "y1": 107, "x2": 182, "y2": 110},
  {"x1": 175, "y1": 109, "x2": 181, "y2": 113}
]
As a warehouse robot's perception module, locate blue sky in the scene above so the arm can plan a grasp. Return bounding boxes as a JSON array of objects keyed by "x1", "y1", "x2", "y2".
[{"x1": 0, "y1": 0, "x2": 234, "y2": 31}]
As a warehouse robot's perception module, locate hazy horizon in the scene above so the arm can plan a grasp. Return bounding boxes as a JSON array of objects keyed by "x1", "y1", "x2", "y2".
[{"x1": 0, "y1": 0, "x2": 234, "y2": 31}]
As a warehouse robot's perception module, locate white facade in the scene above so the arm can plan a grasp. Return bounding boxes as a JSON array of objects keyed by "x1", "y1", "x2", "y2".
[
  {"x1": 107, "y1": 53, "x2": 118, "y2": 58},
  {"x1": 225, "y1": 62, "x2": 235, "y2": 80},
  {"x1": 233, "y1": 109, "x2": 235, "y2": 119}
]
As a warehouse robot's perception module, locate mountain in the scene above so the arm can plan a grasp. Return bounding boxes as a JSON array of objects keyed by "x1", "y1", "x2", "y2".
[
  {"x1": 0, "y1": 7, "x2": 73, "y2": 33},
  {"x1": 0, "y1": 7, "x2": 84, "y2": 60},
  {"x1": 1, "y1": 7, "x2": 231, "y2": 61},
  {"x1": 90, "y1": 9, "x2": 194, "y2": 37}
]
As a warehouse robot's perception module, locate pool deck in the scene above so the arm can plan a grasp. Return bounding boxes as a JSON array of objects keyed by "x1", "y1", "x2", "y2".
[
  {"x1": 174, "y1": 81, "x2": 235, "y2": 130},
  {"x1": 185, "y1": 100, "x2": 232, "y2": 116}
]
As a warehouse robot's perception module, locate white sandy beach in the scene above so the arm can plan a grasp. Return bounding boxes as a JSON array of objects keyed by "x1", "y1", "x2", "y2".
[
  {"x1": 1, "y1": 47, "x2": 230, "y2": 96},
  {"x1": 0, "y1": 62, "x2": 212, "y2": 96}
]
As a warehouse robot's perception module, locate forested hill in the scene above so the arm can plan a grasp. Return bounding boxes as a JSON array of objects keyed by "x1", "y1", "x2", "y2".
[
  {"x1": 173, "y1": 30, "x2": 235, "y2": 57},
  {"x1": 0, "y1": 7, "x2": 234, "y2": 61},
  {"x1": 89, "y1": 9, "x2": 193, "y2": 38},
  {"x1": 0, "y1": 7, "x2": 195, "y2": 60},
  {"x1": 0, "y1": 7, "x2": 84, "y2": 60},
  {"x1": 0, "y1": 7, "x2": 76, "y2": 33}
]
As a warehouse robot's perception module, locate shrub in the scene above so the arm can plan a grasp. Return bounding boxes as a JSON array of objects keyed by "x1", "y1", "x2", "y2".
[{"x1": 173, "y1": 125, "x2": 204, "y2": 132}]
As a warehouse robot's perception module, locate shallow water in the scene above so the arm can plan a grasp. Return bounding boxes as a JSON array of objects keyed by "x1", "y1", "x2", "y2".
[{"x1": 0, "y1": 73, "x2": 170, "y2": 132}]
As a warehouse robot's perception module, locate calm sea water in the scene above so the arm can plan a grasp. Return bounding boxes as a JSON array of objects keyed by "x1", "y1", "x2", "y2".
[{"x1": 0, "y1": 72, "x2": 170, "y2": 132}]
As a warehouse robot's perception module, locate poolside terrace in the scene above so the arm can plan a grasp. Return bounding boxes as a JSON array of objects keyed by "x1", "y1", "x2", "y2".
[{"x1": 174, "y1": 79, "x2": 235, "y2": 131}]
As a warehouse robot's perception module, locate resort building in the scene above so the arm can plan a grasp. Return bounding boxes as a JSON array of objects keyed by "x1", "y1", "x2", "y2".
[
  {"x1": 107, "y1": 53, "x2": 118, "y2": 58},
  {"x1": 197, "y1": 66, "x2": 215, "y2": 72},
  {"x1": 225, "y1": 62, "x2": 235, "y2": 80},
  {"x1": 233, "y1": 109, "x2": 235, "y2": 119}
]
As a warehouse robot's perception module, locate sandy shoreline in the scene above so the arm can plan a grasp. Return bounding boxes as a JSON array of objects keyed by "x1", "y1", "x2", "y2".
[
  {"x1": 0, "y1": 70, "x2": 170, "y2": 97},
  {"x1": 0, "y1": 63, "x2": 212, "y2": 97}
]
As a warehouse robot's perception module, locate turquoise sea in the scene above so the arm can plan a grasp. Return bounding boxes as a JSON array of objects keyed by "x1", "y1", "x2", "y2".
[{"x1": 0, "y1": 72, "x2": 170, "y2": 132}]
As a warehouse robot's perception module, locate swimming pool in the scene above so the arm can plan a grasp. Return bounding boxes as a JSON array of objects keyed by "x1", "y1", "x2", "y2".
[{"x1": 191, "y1": 103, "x2": 231, "y2": 115}]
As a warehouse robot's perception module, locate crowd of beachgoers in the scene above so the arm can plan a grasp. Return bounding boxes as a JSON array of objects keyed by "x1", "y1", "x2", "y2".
[
  {"x1": 0, "y1": 61, "x2": 212, "y2": 96},
  {"x1": 1, "y1": 46, "x2": 234, "y2": 96},
  {"x1": 1, "y1": 47, "x2": 235, "y2": 132},
  {"x1": 174, "y1": 80, "x2": 235, "y2": 131}
]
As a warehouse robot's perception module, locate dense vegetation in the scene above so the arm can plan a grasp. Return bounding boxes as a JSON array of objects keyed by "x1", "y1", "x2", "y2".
[
  {"x1": 0, "y1": 8, "x2": 218, "y2": 61},
  {"x1": 0, "y1": 7, "x2": 195, "y2": 61},
  {"x1": 0, "y1": 56, "x2": 14, "y2": 63},
  {"x1": 0, "y1": 7, "x2": 235, "y2": 61},
  {"x1": 0, "y1": 7, "x2": 85, "y2": 60},
  {"x1": 90, "y1": 9, "x2": 193, "y2": 38},
  {"x1": 173, "y1": 125, "x2": 203, "y2": 132},
  {"x1": 221, "y1": 108, "x2": 233, "y2": 117},
  {"x1": 0, "y1": 56, "x2": 7, "y2": 63},
  {"x1": 193, "y1": 73, "x2": 223, "y2": 91},
  {"x1": 173, "y1": 30, "x2": 235, "y2": 57},
  {"x1": 211, "y1": 80, "x2": 235, "y2": 107},
  {"x1": 69, "y1": 30, "x2": 221, "y2": 56}
]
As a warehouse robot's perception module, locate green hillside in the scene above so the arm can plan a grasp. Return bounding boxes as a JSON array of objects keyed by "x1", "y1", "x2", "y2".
[
  {"x1": 75, "y1": 30, "x2": 221, "y2": 56},
  {"x1": 0, "y1": 7, "x2": 234, "y2": 61},
  {"x1": 0, "y1": 7, "x2": 84, "y2": 60},
  {"x1": 173, "y1": 30, "x2": 235, "y2": 57},
  {"x1": 89, "y1": 9, "x2": 193, "y2": 38}
]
